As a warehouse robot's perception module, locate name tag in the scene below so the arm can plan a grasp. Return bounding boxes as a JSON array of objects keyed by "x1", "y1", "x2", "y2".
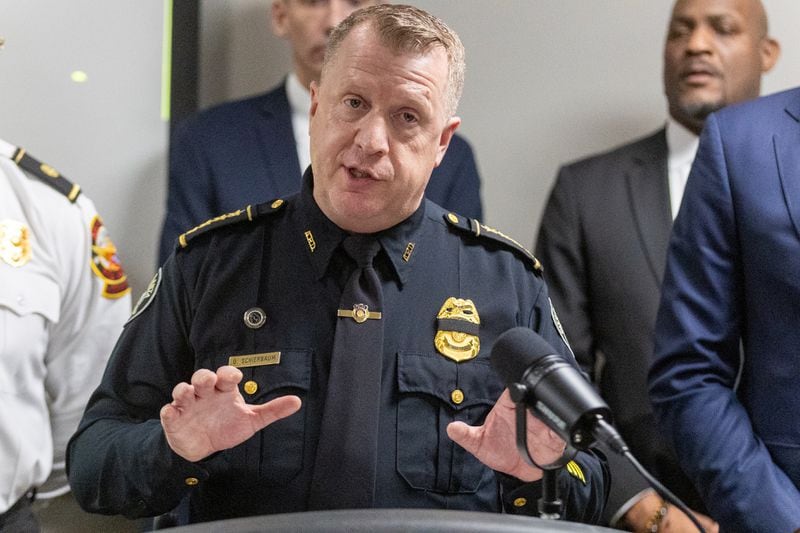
[{"x1": 228, "y1": 351, "x2": 281, "y2": 368}]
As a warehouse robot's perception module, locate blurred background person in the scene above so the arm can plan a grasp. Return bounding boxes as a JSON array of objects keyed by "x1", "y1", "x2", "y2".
[
  {"x1": 0, "y1": 138, "x2": 133, "y2": 532},
  {"x1": 157, "y1": 0, "x2": 484, "y2": 265},
  {"x1": 535, "y1": 0, "x2": 779, "y2": 529}
]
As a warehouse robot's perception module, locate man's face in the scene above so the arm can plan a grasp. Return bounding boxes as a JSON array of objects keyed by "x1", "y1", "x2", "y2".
[
  {"x1": 663, "y1": 0, "x2": 778, "y2": 133},
  {"x1": 309, "y1": 24, "x2": 460, "y2": 234},
  {"x1": 272, "y1": 0, "x2": 377, "y2": 88}
]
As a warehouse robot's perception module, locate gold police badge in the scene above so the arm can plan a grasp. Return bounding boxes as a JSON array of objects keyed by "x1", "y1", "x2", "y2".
[
  {"x1": 0, "y1": 219, "x2": 32, "y2": 267},
  {"x1": 434, "y1": 297, "x2": 481, "y2": 362}
]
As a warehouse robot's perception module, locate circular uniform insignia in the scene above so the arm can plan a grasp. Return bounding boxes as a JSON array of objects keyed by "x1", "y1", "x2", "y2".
[
  {"x1": 243, "y1": 307, "x2": 267, "y2": 329},
  {"x1": 434, "y1": 297, "x2": 481, "y2": 362},
  {"x1": 90, "y1": 215, "x2": 130, "y2": 299},
  {"x1": 128, "y1": 268, "x2": 161, "y2": 324},
  {"x1": 0, "y1": 219, "x2": 32, "y2": 267}
]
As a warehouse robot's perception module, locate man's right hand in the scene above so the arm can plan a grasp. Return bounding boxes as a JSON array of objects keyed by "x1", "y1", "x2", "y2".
[{"x1": 160, "y1": 365, "x2": 302, "y2": 462}]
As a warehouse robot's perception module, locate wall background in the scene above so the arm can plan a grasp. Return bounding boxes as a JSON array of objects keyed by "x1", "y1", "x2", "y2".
[
  {"x1": 199, "y1": 0, "x2": 800, "y2": 252},
  {"x1": 0, "y1": 0, "x2": 167, "y2": 298},
  {"x1": 2, "y1": 1, "x2": 799, "y2": 298}
]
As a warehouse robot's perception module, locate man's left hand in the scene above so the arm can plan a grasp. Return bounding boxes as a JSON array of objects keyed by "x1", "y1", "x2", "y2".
[{"x1": 446, "y1": 389, "x2": 566, "y2": 481}]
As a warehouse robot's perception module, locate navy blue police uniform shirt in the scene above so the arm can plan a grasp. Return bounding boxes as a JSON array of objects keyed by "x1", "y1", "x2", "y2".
[{"x1": 67, "y1": 171, "x2": 608, "y2": 524}]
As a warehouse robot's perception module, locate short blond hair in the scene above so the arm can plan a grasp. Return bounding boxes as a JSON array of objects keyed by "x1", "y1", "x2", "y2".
[{"x1": 322, "y1": 4, "x2": 465, "y2": 118}]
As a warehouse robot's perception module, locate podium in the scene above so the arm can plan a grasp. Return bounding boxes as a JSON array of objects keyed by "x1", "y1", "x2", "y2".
[{"x1": 163, "y1": 509, "x2": 617, "y2": 532}]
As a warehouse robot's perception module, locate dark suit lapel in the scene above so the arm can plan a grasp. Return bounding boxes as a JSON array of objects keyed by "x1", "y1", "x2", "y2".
[
  {"x1": 255, "y1": 82, "x2": 303, "y2": 198},
  {"x1": 776, "y1": 97, "x2": 800, "y2": 240},
  {"x1": 625, "y1": 130, "x2": 673, "y2": 284}
]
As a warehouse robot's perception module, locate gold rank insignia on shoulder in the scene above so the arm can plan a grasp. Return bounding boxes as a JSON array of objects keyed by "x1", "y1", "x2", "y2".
[
  {"x1": 443, "y1": 213, "x2": 543, "y2": 276},
  {"x1": 0, "y1": 219, "x2": 32, "y2": 267},
  {"x1": 566, "y1": 460, "x2": 586, "y2": 485},
  {"x1": 434, "y1": 297, "x2": 481, "y2": 362}
]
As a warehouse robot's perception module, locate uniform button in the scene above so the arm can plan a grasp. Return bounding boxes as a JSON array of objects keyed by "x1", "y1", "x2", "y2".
[
  {"x1": 184, "y1": 477, "x2": 199, "y2": 486},
  {"x1": 271, "y1": 199, "x2": 284, "y2": 209},
  {"x1": 513, "y1": 497, "x2": 527, "y2": 507},
  {"x1": 447, "y1": 213, "x2": 459, "y2": 224},
  {"x1": 243, "y1": 380, "x2": 258, "y2": 395},
  {"x1": 243, "y1": 307, "x2": 266, "y2": 329},
  {"x1": 451, "y1": 389, "x2": 464, "y2": 405}
]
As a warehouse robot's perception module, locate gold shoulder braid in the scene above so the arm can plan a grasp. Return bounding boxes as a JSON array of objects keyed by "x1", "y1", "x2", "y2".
[
  {"x1": 443, "y1": 212, "x2": 543, "y2": 276},
  {"x1": 12, "y1": 147, "x2": 81, "y2": 202},
  {"x1": 176, "y1": 198, "x2": 286, "y2": 250}
]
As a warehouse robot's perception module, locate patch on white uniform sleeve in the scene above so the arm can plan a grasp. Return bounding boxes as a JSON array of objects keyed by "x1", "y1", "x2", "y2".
[{"x1": 89, "y1": 215, "x2": 130, "y2": 299}]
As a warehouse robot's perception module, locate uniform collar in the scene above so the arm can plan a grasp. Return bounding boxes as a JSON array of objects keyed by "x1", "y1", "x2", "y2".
[{"x1": 297, "y1": 168, "x2": 425, "y2": 287}]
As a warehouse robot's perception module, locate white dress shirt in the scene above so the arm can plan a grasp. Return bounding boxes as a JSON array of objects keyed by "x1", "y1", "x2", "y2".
[
  {"x1": 666, "y1": 117, "x2": 700, "y2": 219},
  {"x1": 286, "y1": 73, "x2": 311, "y2": 175}
]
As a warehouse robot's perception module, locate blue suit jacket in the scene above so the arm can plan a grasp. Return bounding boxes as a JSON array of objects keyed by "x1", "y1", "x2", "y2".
[
  {"x1": 158, "y1": 82, "x2": 483, "y2": 264},
  {"x1": 649, "y1": 87, "x2": 800, "y2": 532}
]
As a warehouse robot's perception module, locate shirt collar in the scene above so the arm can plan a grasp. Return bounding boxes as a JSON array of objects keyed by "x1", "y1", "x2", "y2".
[
  {"x1": 297, "y1": 169, "x2": 426, "y2": 287},
  {"x1": 665, "y1": 116, "x2": 699, "y2": 170},
  {"x1": 285, "y1": 72, "x2": 311, "y2": 117}
]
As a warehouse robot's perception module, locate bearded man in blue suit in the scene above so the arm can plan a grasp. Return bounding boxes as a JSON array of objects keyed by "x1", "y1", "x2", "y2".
[
  {"x1": 649, "y1": 86, "x2": 800, "y2": 532},
  {"x1": 158, "y1": 0, "x2": 482, "y2": 264}
]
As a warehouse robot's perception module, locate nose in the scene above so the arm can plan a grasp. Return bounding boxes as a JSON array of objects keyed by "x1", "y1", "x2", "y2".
[
  {"x1": 685, "y1": 25, "x2": 713, "y2": 55},
  {"x1": 354, "y1": 114, "x2": 389, "y2": 157}
]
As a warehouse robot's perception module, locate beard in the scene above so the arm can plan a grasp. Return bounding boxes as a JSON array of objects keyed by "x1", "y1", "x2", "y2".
[{"x1": 678, "y1": 99, "x2": 725, "y2": 123}]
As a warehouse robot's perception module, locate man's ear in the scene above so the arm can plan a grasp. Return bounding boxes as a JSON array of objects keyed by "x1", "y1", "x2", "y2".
[
  {"x1": 271, "y1": 0, "x2": 289, "y2": 38},
  {"x1": 760, "y1": 37, "x2": 781, "y2": 73},
  {"x1": 309, "y1": 81, "x2": 319, "y2": 123},
  {"x1": 434, "y1": 116, "x2": 461, "y2": 167}
]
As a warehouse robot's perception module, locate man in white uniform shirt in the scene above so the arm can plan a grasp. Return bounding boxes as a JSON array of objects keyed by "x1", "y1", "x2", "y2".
[
  {"x1": 534, "y1": 0, "x2": 779, "y2": 530},
  {"x1": 0, "y1": 138, "x2": 131, "y2": 531}
]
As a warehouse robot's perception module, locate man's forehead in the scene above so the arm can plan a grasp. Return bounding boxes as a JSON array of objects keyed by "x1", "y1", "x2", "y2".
[{"x1": 671, "y1": 0, "x2": 754, "y2": 19}]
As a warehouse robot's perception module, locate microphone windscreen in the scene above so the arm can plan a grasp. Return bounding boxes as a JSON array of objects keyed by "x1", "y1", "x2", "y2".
[{"x1": 490, "y1": 327, "x2": 558, "y2": 385}]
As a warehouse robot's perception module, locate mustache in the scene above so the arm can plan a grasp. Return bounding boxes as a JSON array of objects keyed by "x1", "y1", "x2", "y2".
[{"x1": 680, "y1": 59, "x2": 722, "y2": 78}]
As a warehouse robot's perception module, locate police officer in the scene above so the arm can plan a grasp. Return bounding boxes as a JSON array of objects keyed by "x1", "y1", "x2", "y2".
[
  {"x1": 0, "y1": 137, "x2": 131, "y2": 531},
  {"x1": 67, "y1": 5, "x2": 608, "y2": 525}
]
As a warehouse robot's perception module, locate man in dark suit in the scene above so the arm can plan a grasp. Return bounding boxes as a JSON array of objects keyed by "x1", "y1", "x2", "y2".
[
  {"x1": 535, "y1": 0, "x2": 779, "y2": 529},
  {"x1": 649, "y1": 86, "x2": 800, "y2": 533},
  {"x1": 158, "y1": 0, "x2": 482, "y2": 265}
]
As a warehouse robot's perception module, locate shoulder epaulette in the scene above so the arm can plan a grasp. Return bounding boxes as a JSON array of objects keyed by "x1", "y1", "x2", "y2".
[
  {"x1": 443, "y1": 212, "x2": 543, "y2": 276},
  {"x1": 11, "y1": 147, "x2": 81, "y2": 202},
  {"x1": 177, "y1": 198, "x2": 287, "y2": 250}
]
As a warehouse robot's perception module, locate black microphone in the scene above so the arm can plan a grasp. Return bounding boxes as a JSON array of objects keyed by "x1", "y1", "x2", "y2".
[{"x1": 490, "y1": 327, "x2": 627, "y2": 453}]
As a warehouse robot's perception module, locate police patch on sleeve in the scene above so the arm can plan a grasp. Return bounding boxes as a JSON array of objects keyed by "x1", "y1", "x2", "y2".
[
  {"x1": 90, "y1": 215, "x2": 131, "y2": 299},
  {"x1": 127, "y1": 268, "x2": 161, "y2": 324},
  {"x1": 549, "y1": 298, "x2": 574, "y2": 357}
]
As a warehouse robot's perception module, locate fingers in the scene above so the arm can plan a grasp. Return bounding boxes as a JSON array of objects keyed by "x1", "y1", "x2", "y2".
[
  {"x1": 446, "y1": 421, "x2": 479, "y2": 454},
  {"x1": 252, "y1": 395, "x2": 303, "y2": 429},
  {"x1": 215, "y1": 365, "x2": 243, "y2": 392},
  {"x1": 189, "y1": 368, "x2": 217, "y2": 398},
  {"x1": 186, "y1": 366, "x2": 243, "y2": 399}
]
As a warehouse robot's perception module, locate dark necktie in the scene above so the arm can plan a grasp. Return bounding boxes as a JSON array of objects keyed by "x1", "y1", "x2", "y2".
[{"x1": 308, "y1": 235, "x2": 384, "y2": 510}]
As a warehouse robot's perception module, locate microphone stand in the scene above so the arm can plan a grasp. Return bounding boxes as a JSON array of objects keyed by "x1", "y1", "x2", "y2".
[{"x1": 512, "y1": 390, "x2": 573, "y2": 520}]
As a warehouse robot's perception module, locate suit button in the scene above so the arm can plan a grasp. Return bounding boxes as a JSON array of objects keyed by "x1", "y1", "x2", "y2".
[
  {"x1": 184, "y1": 477, "x2": 199, "y2": 486},
  {"x1": 513, "y1": 497, "x2": 527, "y2": 507},
  {"x1": 243, "y1": 381, "x2": 258, "y2": 395}
]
